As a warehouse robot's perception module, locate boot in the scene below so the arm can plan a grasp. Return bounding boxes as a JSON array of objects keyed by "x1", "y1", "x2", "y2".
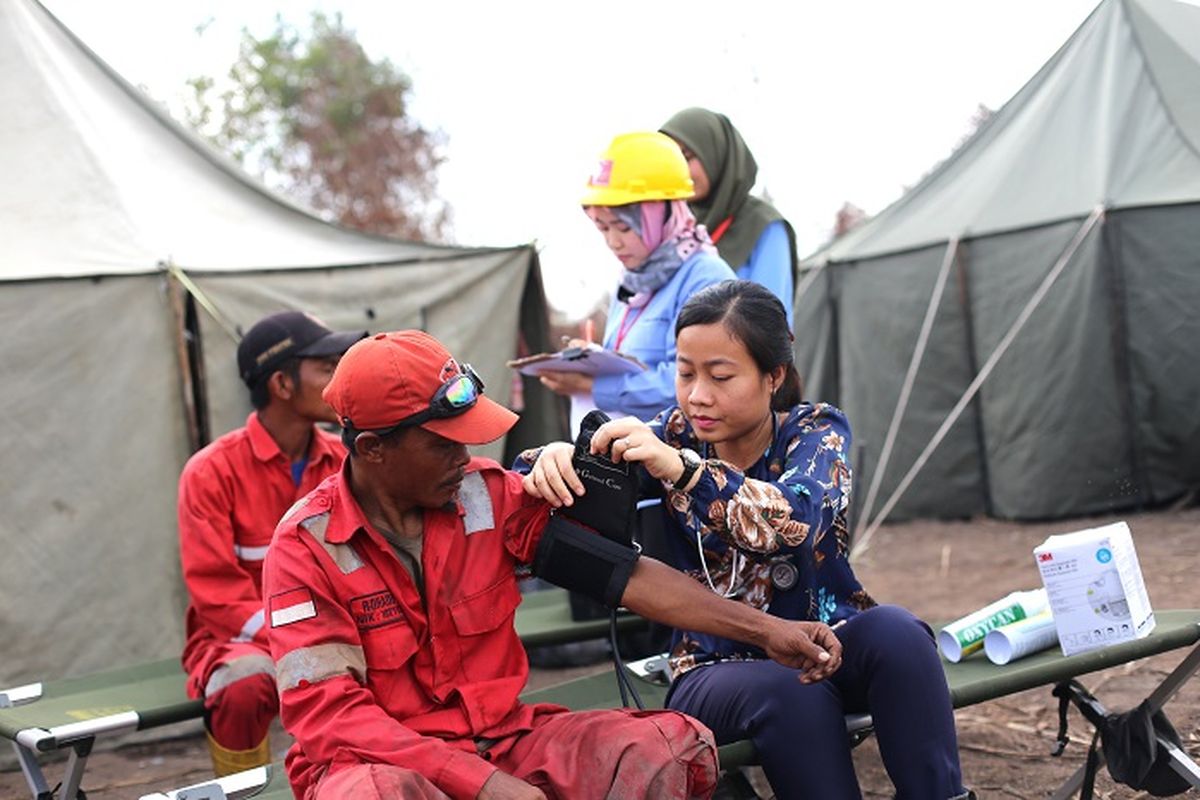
[{"x1": 206, "y1": 729, "x2": 271, "y2": 777}]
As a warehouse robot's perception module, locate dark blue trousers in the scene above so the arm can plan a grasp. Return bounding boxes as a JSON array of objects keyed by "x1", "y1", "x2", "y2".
[{"x1": 666, "y1": 605, "x2": 964, "y2": 799}]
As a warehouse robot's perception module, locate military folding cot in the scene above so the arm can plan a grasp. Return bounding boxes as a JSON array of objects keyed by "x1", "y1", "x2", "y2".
[
  {"x1": 0, "y1": 658, "x2": 203, "y2": 800},
  {"x1": 0, "y1": 587, "x2": 621, "y2": 800},
  {"x1": 138, "y1": 610, "x2": 1200, "y2": 800}
]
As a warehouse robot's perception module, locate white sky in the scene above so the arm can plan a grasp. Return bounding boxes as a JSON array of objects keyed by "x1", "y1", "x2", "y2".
[{"x1": 42, "y1": 0, "x2": 1102, "y2": 319}]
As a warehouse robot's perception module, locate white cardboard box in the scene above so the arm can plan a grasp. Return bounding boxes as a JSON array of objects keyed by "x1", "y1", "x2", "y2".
[{"x1": 1033, "y1": 521, "x2": 1155, "y2": 656}]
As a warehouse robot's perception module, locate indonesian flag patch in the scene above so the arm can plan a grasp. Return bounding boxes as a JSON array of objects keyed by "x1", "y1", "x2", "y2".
[{"x1": 270, "y1": 587, "x2": 317, "y2": 627}]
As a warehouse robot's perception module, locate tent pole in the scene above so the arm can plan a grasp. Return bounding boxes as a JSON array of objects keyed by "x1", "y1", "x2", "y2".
[
  {"x1": 792, "y1": 263, "x2": 827, "y2": 400},
  {"x1": 165, "y1": 264, "x2": 241, "y2": 342},
  {"x1": 166, "y1": 268, "x2": 203, "y2": 454},
  {"x1": 851, "y1": 206, "x2": 1106, "y2": 560},
  {"x1": 853, "y1": 237, "x2": 959, "y2": 545},
  {"x1": 827, "y1": 266, "x2": 842, "y2": 407},
  {"x1": 1100, "y1": 217, "x2": 1149, "y2": 507},
  {"x1": 955, "y1": 242, "x2": 995, "y2": 517},
  {"x1": 793, "y1": 261, "x2": 825, "y2": 303}
]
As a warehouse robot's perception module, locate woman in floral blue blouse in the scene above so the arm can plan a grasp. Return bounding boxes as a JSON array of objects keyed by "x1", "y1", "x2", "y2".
[{"x1": 522, "y1": 280, "x2": 969, "y2": 799}]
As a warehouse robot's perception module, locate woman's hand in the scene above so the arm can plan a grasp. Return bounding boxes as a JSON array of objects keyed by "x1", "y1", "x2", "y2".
[
  {"x1": 521, "y1": 442, "x2": 584, "y2": 508},
  {"x1": 590, "y1": 418, "x2": 684, "y2": 484},
  {"x1": 538, "y1": 370, "x2": 594, "y2": 397},
  {"x1": 760, "y1": 619, "x2": 844, "y2": 684}
]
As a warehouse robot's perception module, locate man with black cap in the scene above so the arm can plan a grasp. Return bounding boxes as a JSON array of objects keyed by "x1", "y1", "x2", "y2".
[
  {"x1": 262, "y1": 330, "x2": 842, "y2": 799},
  {"x1": 177, "y1": 311, "x2": 365, "y2": 776}
]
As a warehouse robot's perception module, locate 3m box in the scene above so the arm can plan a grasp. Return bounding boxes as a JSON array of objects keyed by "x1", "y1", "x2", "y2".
[{"x1": 1033, "y1": 521, "x2": 1155, "y2": 657}]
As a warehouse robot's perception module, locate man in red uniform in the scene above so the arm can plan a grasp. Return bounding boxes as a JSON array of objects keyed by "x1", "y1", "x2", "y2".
[
  {"x1": 178, "y1": 311, "x2": 365, "y2": 776},
  {"x1": 262, "y1": 330, "x2": 843, "y2": 799}
]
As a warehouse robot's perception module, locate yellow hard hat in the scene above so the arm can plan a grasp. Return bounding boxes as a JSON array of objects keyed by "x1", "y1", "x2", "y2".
[{"x1": 581, "y1": 131, "x2": 695, "y2": 206}]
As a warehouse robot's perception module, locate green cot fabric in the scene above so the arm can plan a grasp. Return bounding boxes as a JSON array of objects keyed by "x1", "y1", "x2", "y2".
[
  {"x1": 944, "y1": 610, "x2": 1200, "y2": 708},
  {"x1": 0, "y1": 658, "x2": 201, "y2": 744},
  {"x1": 513, "y1": 588, "x2": 647, "y2": 648},
  {"x1": 247, "y1": 764, "x2": 293, "y2": 799},
  {"x1": 146, "y1": 611, "x2": 1200, "y2": 797},
  {"x1": 521, "y1": 611, "x2": 1200, "y2": 770}
]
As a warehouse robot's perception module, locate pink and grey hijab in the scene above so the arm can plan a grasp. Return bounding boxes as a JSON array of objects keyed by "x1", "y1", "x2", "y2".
[{"x1": 609, "y1": 199, "x2": 715, "y2": 305}]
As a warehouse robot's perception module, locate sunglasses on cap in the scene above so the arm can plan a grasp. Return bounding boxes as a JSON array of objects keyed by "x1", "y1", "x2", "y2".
[{"x1": 356, "y1": 363, "x2": 484, "y2": 438}]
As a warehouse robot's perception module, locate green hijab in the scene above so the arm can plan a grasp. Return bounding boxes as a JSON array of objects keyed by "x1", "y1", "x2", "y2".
[{"x1": 660, "y1": 107, "x2": 790, "y2": 270}]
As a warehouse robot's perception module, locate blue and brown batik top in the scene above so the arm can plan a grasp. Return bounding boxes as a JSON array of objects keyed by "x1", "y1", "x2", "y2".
[{"x1": 647, "y1": 403, "x2": 876, "y2": 679}]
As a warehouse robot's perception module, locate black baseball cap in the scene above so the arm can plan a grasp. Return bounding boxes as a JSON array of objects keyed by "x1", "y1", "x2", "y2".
[{"x1": 237, "y1": 311, "x2": 367, "y2": 389}]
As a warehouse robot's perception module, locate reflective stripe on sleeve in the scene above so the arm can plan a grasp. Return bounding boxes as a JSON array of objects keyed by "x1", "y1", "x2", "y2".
[
  {"x1": 233, "y1": 609, "x2": 265, "y2": 642},
  {"x1": 299, "y1": 512, "x2": 364, "y2": 574},
  {"x1": 204, "y1": 653, "x2": 276, "y2": 698},
  {"x1": 234, "y1": 544, "x2": 271, "y2": 561},
  {"x1": 275, "y1": 643, "x2": 367, "y2": 691},
  {"x1": 461, "y1": 472, "x2": 494, "y2": 535}
]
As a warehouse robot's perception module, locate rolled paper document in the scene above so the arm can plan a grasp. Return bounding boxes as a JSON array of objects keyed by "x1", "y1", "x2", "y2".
[
  {"x1": 938, "y1": 589, "x2": 1049, "y2": 662},
  {"x1": 984, "y1": 611, "x2": 1058, "y2": 665}
]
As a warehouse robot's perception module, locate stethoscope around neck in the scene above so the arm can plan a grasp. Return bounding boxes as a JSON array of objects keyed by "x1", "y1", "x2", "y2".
[{"x1": 693, "y1": 411, "x2": 790, "y2": 598}]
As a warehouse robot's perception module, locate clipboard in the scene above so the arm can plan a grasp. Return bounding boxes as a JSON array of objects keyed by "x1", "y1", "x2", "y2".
[{"x1": 507, "y1": 345, "x2": 646, "y2": 377}]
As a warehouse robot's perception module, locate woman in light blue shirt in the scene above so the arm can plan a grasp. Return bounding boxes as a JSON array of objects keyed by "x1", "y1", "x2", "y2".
[
  {"x1": 661, "y1": 107, "x2": 798, "y2": 326},
  {"x1": 539, "y1": 131, "x2": 735, "y2": 421}
]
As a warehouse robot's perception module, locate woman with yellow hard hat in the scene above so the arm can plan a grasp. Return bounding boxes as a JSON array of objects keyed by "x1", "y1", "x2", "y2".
[{"x1": 538, "y1": 131, "x2": 736, "y2": 422}]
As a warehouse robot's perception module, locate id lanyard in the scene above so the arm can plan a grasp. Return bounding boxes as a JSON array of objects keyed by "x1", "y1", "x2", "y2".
[
  {"x1": 710, "y1": 216, "x2": 733, "y2": 244},
  {"x1": 613, "y1": 298, "x2": 651, "y2": 352}
]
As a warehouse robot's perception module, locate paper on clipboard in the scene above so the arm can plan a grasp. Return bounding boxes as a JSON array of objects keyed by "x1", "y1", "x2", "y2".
[{"x1": 507, "y1": 345, "x2": 646, "y2": 377}]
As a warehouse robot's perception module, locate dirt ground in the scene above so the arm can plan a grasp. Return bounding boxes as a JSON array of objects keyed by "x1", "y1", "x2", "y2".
[{"x1": 3, "y1": 504, "x2": 1197, "y2": 799}]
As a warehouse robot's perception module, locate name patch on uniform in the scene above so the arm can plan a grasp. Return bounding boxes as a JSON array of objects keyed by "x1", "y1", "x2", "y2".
[
  {"x1": 349, "y1": 590, "x2": 403, "y2": 631},
  {"x1": 270, "y1": 587, "x2": 317, "y2": 627}
]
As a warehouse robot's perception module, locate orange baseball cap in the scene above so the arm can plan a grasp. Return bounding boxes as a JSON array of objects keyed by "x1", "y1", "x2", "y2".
[{"x1": 323, "y1": 331, "x2": 518, "y2": 446}]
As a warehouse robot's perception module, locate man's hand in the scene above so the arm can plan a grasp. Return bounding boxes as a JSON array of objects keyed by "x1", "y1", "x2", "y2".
[
  {"x1": 477, "y1": 770, "x2": 547, "y2": 800},
  {"x1": 521, "y1": 442, "x2": 582, "y2": 508},
  {"x1": 759, "y1": 618, "x2": 844, "y2": 684},
  {"x1": 622, "y1": 558, "x2": 847, "y2": 683}
]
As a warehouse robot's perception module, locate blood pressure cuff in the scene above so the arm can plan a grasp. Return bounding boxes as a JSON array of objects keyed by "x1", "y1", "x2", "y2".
[
  {"x1": 561, "y1": 409, "x2": 638, "y2": 545},
  {"x1": 532, "y1": 514, "x2": 639, "y2": 608}
]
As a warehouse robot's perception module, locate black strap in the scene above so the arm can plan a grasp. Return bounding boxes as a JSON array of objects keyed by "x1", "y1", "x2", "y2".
[
  {"x1": 1051, "y1": 680, "x2": 1075, "y2": 757},
  {"x1": 610, "y1": 609, "x2": 644, "y2": 710},
  {"x1": 1080, "y1": 728, "x2": 1102, "y2": 800},
  {"x1": 1051, "y1": 678, "x2": 1109, "y2": 799}
]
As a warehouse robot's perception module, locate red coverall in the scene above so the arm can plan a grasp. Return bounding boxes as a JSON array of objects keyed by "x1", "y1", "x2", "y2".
[
  {"x1": 178, "y1": 412, "x2": 345, "y2": 748},
  {"x1": 263, "y1": 457, "x2": 718, "y2": 800}
]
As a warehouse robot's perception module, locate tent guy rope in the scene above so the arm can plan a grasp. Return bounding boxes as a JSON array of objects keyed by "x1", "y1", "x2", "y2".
[
  {"x1": 853, "y1": 236, "x2": 960, "y2": 545},
  {"x1": 851, "y1": 206, "x2": 1106, "y2": 560}
]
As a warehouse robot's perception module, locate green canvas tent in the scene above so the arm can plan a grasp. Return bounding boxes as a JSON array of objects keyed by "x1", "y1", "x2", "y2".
[
  {"x1": 797, "y1": 0, "x2": 1200, "y2": 543},
  {"x1": 0, "y1": 0, "x2": 562, "y2": 683}
]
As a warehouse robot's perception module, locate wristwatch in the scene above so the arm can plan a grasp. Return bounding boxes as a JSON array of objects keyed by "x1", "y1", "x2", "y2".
[{"x1": 672, "y1": 448, "x2": 702, "y2": 491}]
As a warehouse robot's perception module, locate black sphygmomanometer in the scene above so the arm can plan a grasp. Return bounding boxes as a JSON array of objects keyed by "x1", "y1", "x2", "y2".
[
  {"x1": 532, "y1": 409, "x2": 650, "y2": 708},
  {"x1": 532, "y1": 410, "x2": 641, "y2": 608}
]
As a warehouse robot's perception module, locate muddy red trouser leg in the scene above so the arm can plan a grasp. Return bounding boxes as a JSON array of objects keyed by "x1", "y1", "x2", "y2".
[
  {"x1": 496, "y1": 709, "x2": 718, "y2": 800},
  {"x1": 312, "y1": 764, "x2": 451, "y2": 799},
  {"x1": 205, "y1": 671, "x2": 278, "y2": 749},
  {"x1": 195, "y1": 643, "x2": 279, "y2": 750}
]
